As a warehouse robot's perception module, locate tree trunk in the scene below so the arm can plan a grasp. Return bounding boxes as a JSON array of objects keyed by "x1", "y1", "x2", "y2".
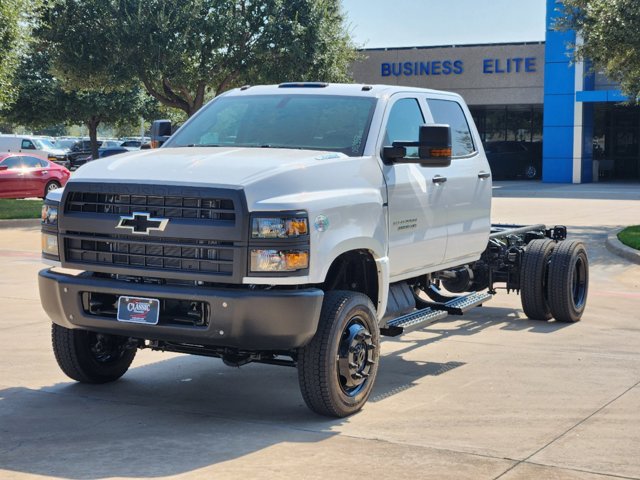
[{"x1": 87, "y1": 118, "x2": 100, "y2": 159}]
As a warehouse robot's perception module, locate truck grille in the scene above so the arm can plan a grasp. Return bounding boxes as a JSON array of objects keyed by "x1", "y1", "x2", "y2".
[
  {"x1": 59, "y1": 183, "x2": 247, "y2": 283},
  {"x1": 65, "y1": 233, "x2": 235, "y2": 275},
  {"x1": 66, "y1": 191, "x2": 235, "y2": 221}
]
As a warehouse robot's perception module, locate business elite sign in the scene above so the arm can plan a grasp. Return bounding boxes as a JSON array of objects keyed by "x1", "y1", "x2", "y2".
[{"x1": 381, "y1": 57, "x2": 537, "y2": 77}]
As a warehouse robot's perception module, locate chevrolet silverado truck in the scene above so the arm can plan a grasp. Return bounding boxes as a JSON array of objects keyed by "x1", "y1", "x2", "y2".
[{"x1": 38, "y1": 83, "x2": 589, "y2": 417}]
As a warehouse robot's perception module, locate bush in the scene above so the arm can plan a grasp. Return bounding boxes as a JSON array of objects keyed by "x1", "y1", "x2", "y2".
[{"x1": 618, "y1": 226, "x2": 640, "y2": 251}]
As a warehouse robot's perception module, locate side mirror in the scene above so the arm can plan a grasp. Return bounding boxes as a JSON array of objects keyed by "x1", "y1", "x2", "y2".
[
  {"x1": 150, "y1": 119, "x2": 172, "y2": 148},
  {"x1": 382, "y1": 124, "x2": 452, "y2": 167},
  {"x1": 418, "y1": 124, "x2": 451, "y2": 167},
  {"x1": 0, "y1": 165, "x2": 8, "y2": 171}
]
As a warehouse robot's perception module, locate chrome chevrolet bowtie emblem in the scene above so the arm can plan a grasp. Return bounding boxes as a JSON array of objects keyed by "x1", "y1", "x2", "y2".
[{"x1": 116, "y1": 212, "x2": 169, "y2": 235}]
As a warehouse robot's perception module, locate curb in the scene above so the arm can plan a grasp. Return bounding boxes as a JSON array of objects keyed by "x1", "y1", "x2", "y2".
[
  {"x1": 605, "y1": 229, "x2": 640, "y2": 265},
  {"x1": 0, "y1": 219, "x2": 41, "y2": 229}
]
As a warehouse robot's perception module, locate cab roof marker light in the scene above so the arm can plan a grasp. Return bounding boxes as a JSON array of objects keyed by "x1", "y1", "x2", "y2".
[{"x1": 278, "y1": 82, "x2": 329, "y2": 88}]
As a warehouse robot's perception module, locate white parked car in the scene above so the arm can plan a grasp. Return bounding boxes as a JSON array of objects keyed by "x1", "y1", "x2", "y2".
[{"x1": 0, "y1": 134, "x2": 69, "y2": 167}]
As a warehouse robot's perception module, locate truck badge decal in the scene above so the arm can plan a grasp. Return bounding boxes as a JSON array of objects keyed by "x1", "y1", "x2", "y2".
[
  {"x1": 116, "y1": 212, "x2": 169, "y2": 235},
  {"x1": 393, "y1": 218, "x2": 418, "y2": 231},
  {"x1": 314, "y1": 215, "x2": 329, "y2": 232}
]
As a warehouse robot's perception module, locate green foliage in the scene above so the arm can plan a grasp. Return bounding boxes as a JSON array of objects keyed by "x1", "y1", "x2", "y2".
[
  {"x1": 40, "y1": 0, "x2": 358, "y2": 116},
  {"x1": 618, "y1": 225, "x2": 640, "y2": 250},
  {"x1": 0, "y1": 0, "x2": 29, "y2": 108},
  {"x1": 557, "y1": 0, "x2": 640, "y2": 102},
  {"x1": 2, "y1": 44, "x2": 160, "y2": 156},
  {"x1": 0, "y1": 199, "x2": 42, "y2": 219}
]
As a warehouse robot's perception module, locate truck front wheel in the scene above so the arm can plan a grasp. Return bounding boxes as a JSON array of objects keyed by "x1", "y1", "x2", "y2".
[
  {"x1": 298, "y1": 291, "x2": 380, "y2": 417},
  {"x1": 51, "y1": 324, "x2": 136, "y2": 383}
]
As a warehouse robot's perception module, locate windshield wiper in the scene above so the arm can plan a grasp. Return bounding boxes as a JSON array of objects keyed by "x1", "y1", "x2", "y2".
[{"x1": 184, "y1": 143, "x2": 222, "y2": 147}]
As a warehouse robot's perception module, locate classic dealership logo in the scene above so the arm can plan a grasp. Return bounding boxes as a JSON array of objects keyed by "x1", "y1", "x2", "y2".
[{"x1": 116, "y1": 212, "x2": 169, "y2": 235}]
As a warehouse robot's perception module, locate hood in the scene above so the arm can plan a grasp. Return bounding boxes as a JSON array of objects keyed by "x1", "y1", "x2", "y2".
[
  {"x1": 70, "y1": 147, "x2": 350, "y2": 187},
  {"x1": 66, "y1": 146, "x2": 385, "y2": 212}
]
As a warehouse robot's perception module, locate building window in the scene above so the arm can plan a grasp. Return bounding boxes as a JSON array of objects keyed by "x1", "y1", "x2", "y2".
[{"x1": 470, "y1": 105, "x2": 542, "y2": 145}]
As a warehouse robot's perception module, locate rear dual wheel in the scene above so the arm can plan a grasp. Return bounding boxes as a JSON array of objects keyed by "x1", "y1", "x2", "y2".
[
  {"x1": 547, "y1": 241, "x2": 589, "y2": 322},
  {"x1": 521, "y1": 239, "x2": 588, "y2": 322},
  {"x1": 520, "y1": 239, "x2": 555, "y2": 320}
]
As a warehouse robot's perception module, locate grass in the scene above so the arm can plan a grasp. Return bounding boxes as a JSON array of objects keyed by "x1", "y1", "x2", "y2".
[
  {"x1": 0, "y1": 199, "x2": 43, "y2": 220},
  {"x1": 618, "y1": 226, "x2": 640, "y2": 250}
]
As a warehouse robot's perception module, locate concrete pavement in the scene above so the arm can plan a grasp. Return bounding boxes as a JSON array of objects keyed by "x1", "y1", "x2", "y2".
[{"x1": 0, "y1": 182, "x2": 639, "y2": 479}]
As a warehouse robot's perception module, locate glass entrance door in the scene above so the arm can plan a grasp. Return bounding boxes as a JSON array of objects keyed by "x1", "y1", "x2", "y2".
[
  {"x1": 594, "y1": 104, "x2": 640, "y2": 180},
  {"x1": 611, "y1": 108, "x2": 639, "y2": 179}
]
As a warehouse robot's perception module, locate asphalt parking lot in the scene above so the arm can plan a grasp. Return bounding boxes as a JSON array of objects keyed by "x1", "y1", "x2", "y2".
[{"x1": 1, "y1": 181, "x2": 639, "y2": 480}]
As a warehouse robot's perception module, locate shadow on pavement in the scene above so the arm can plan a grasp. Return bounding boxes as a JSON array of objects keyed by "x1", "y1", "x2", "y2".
[{"x1": 0, "y1": 355, "x2": 339, "y2": 479}]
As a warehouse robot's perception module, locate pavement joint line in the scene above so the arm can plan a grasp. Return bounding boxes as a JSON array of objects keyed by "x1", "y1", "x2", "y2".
[
  {"x1": 492, "y1": 378, "x2": 640, "y2": 480},
  {"x1": 0, "y1": 321, "x2": 48, "y2": 332},
  {"x1": 522, "y1": 460, "x2": 640, "y2": 480},
  {"x1": 0, "y1": 296, "x2": 42, "y2": 302}
]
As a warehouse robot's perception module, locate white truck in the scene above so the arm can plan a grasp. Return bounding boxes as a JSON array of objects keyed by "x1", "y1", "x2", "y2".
[{"x1": 38, "y1": 83, "x2": 589, "y2": 417}]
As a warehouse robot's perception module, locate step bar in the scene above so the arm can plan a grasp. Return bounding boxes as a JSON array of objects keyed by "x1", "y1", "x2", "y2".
[{"x1": 381, "y1": 291, "x2": 492, "y2": 337}]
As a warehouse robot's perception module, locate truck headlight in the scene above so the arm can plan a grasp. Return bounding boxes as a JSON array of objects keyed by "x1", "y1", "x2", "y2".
[
  {"x1": 250, "y1": 249, "x2": 309, "y2": 272},
  {"x1": 251, "y1": 216, "x2": 308, "y2": 239},
  {"x1": 41, "y1": 233, "x2": 59, "y2": 256},
  {"x1": 41, "y1": 204, "x2": 58, "y2": 226}
]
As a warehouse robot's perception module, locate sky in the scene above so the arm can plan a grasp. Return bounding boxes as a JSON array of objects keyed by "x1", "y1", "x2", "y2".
[{"x1": 340, "y1": 0, "x2": 547, "y2": 49}]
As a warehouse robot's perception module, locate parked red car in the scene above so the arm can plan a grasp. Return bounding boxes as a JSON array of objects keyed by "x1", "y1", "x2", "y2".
[{"x1": 0, "y1": 153, "x2": 71, "y2": 199}]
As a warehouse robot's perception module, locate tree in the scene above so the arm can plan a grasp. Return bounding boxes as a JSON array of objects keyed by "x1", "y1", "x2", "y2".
[
  {"x1": 40, "y1": 0, "x2": 358, "y2": 117},
  {"x1": 2, "y1": 46, "x2": 159, "y2": 157},
  {"x1": 557, "y1": 0, "x2": 640, "y2": 102},
  {"x1": 0, "y1": 0, "x2": 28, "y2": 108}
]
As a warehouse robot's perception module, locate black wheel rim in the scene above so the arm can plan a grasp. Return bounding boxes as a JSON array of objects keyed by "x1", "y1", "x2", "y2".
[
  {"x1": 572, "y1": 255, "x2": 587, "y2": 309},
  {"x1": 337, "y1": 316, "x2": 375, "y2": 397},
  {"x1": 88, "y1": 333, "x2": 127, "y2": 363},
  {"x1": 525, "y1": 166, "x2": 537, "y2": 178}
]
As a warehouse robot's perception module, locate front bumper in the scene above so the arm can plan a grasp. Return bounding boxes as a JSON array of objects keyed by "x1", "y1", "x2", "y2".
[{"x1": 38, "y1": 268, "x2": 323, "y2": 350}]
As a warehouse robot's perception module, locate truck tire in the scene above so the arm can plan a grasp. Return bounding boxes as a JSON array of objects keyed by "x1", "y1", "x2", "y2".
[
  {"x1": 520, "y1": 239, "x2": 556, "y2": 320},
  {"x1": 51, "y1": 324, "x2": 136, "y2": 383},
  {"x1": 548, "y1": 240, "x2": 589, "y2": 322},
  {"x1": 297, "y1": 291, "x2": 380, "y2": 417}
]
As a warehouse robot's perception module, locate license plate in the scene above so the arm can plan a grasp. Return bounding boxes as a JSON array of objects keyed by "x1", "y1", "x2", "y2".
[{"x1": 117, "y1": 296, "x2": 160, "y2": 325}]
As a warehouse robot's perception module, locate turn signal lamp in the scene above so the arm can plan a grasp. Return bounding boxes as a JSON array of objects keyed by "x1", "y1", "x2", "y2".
[
  {"x1": 250, "y1": 249, "x2": 309, "y2": 272},
  {"x1": 429, "y1": 148, "x2": 452, "y2": 158},
  {"x1": 41, "y1": 233, "x2": 59, "y2": 257}
]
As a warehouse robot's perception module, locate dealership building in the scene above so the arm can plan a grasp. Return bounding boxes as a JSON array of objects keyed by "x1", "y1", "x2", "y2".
[{"x1": 351, "y1": 0, "x2": 638, "y2": 183}]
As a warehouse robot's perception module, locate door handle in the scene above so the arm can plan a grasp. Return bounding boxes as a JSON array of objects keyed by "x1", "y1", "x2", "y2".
[
  {"x1": 42, "y1": 170, "x2": 49, "y2": 175},
  {"x1": 432, "y1": 175, "x2": 447, "y2": 184},
  {"x1": 478, "y1": 171, "x2": 491, "y2": 179}
]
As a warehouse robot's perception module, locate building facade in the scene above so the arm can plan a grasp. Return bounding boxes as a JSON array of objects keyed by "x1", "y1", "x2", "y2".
[{"x1": 350, "y1": 0, "x2": 639, "y2": 183}]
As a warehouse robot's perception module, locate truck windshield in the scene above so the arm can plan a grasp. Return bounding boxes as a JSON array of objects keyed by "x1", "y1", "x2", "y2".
[{"x1": 166, "y1": 94, "x2": 377, "y2": 157}]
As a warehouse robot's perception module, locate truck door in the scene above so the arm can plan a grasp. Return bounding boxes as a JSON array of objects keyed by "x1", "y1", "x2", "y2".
[
  {"x1": 425, "y1": 97, "x2": 492, "y2": 263},
  {"x1": 380, "y1": 96, "x2": 448, "y2": 278}
]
